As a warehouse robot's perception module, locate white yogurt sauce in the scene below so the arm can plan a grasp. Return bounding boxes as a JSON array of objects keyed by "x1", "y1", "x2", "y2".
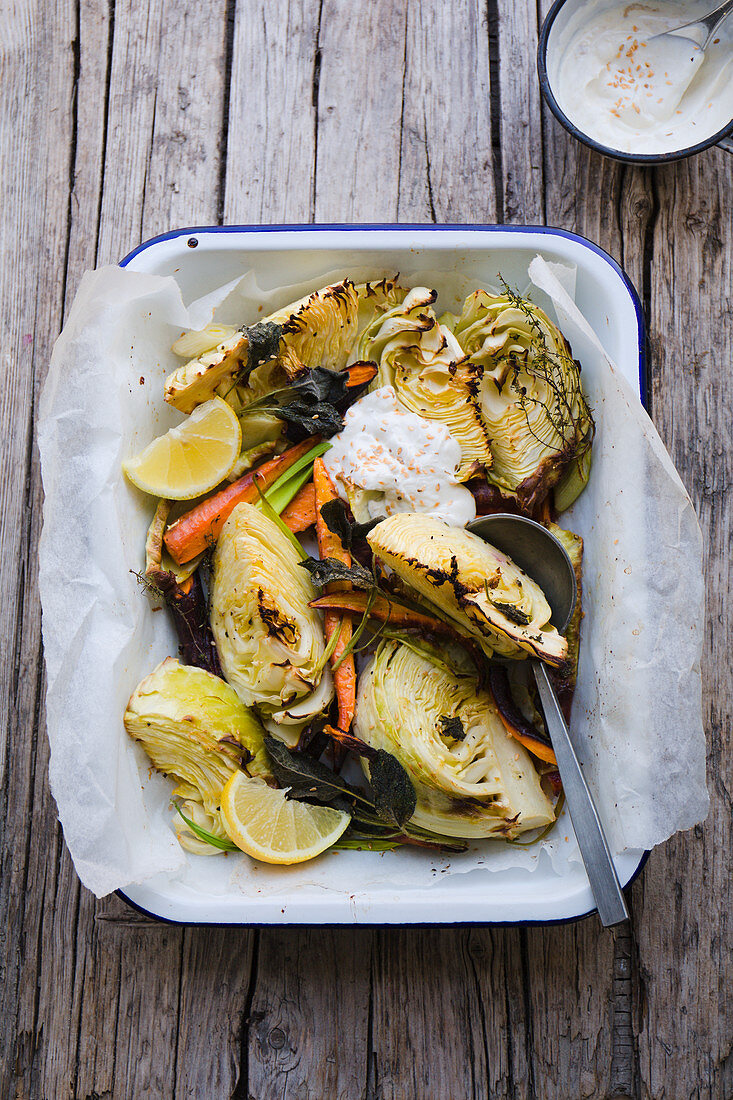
[
  {"x1": 549, "y1": 1, "x2": 733, "y2": 154},
  {"x1": 323, "y1": 386, "x2": 476, "y2": 526}
]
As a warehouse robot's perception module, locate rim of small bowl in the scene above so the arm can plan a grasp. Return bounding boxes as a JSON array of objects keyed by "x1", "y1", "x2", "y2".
[{"x1": 537, "y1": 0, "x2": 733, "y2": 165}]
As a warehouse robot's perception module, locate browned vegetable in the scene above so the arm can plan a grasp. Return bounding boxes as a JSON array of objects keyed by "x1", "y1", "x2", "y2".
[
  {"x1": 487, "y1": 665, "x2": 557, "y2": 765},
  {"x1": 314, "y1": 458, "x2": 356, "y2": 733},
  {"x1": 280, "y1": 480, "x2": 316, "y2": 532},
  {"x1": 163, "y1": 439, "x2": 316, "y2": 564}
]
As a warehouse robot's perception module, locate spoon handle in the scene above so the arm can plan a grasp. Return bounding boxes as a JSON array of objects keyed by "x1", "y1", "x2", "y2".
[
  {"x1": 664, "y1": 0, "x2": 733, "y2": 48},
  {"x1": 532, "y1": 661, "x2": 629, "y2": 927}
]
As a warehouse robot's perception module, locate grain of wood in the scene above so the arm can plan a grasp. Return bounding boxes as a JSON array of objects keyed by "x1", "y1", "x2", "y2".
[
  {"x1": 1, "y1": 1, "x2": 731, "y2": 1098},
  {"x1": 224, "y1": 0, "x2": 321, "y2": 224},
  {"x1": 240, "y1": 929, "x2": 371, "y2": 1100},
  {"x1": 0, "y1": 5, "x2": 76, "y2": 1099},
  {"x1": 0, "y1": 3, "x2": 251, "y2": 1099},
  {"x1": 634, "y1": 150, "x2": 733, "y2": 1100},
  {"x1": 141, "y1": 0, "x2": 230, "y2": 238},
  {"x1": 494, "y1": 0, "x2": 544, "y2": 223},
  {"x1": 369, "y1": 928, "x2": 535, "y2": 1100},
  {"x1": 398, "y1": 0, "x2": 495, "y2": 223},
  {"x1": 315, "y1": 0, "x2": 408, "y2": 223},
  {"x1": 174, "y1": 931, "x2": 255, "y2": 1099}
]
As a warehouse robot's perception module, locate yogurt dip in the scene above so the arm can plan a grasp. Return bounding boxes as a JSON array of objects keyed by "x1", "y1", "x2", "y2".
[
  {"x1": 323, "y1": 385, "x2": 476, "y2": 526},
  {"x1": 548, "y1": 0, "x2": 733, "y2": 154}
]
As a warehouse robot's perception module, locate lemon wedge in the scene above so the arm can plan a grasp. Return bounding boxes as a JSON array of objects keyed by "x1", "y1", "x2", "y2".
[
  {"x1": 220, "y1": 771, "x2": 350, "y2": 865},
  {"x1": 122, "y1": 397, "x2": 241, "y2": 499}
]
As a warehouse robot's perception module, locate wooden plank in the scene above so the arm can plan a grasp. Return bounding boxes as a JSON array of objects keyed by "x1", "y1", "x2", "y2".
[
  {"x1": 239, "y1": 929, "x2": 371, "y2": 1100},
  {"x1": 96, "y1": 0, "x2": 230, "y2": 266},
  {"x1": 174, "y1": 931, "x2": 256, "y2": 1099},
  {"x1": 634, "y1": 149, "x2": 733, "y2": 1100},
  {"x1": 398, "y1": 0, "x2": 495, "y2": 223},
  {"x1": 0, "y1": 2, "x2": 249, "y2": 1099},
  {"x1": 494, "y1": 0, "x2": 544, "y2": 223},
  {"x1": 141, "y1": 0, "x2": 230, "y2": 238},
  {"x1": 0, "y1": 3, "x2": 77, "y2": 1097},
  {"x1": 72, "y1": 2, "x2": 250, "y2": 1096},
  {"x1": 368, "y1": 928, "x2": 531, "y2": 1099},
  {"x1": 223, "y1": 0, "x2": 321, "y2": 224},
  {"x1": 314, "y1": 0, "x2": 408, "y2": 222},
  {"x1": 223, "y1": 7, "x2": 376, "y2": 1097},
  {"x1": 494, "y1": 7, "x2": 625, "y2": 1097}
]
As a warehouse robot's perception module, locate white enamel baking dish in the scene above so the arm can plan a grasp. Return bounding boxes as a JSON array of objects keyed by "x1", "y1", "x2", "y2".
[{"x1": 117, "y1": 225, "x2": 647, "y2": 926}]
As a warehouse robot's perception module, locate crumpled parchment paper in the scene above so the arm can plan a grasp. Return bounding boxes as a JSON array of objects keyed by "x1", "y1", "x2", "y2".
[{"x1": 38, "y1": 255, "x2": 708, "y2": 899}]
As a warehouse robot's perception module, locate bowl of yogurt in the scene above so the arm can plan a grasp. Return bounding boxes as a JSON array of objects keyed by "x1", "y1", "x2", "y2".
[{"x1": 538, "y1": 0, "x2": 733, "y2": 162}]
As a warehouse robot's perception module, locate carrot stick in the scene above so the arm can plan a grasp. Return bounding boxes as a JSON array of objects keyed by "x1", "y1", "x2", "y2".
[
  {"x1": 280, "y1": 481, "x2": 316, "y2": 533},
  {"x1": 310, "y1": 590, "x2": 489, "y2": 689},
  {"x1": 310, "y1": 591, "x2": 456, "y2": 634},
  {"x1": 313, "y1": 458, "x2": 356, "y2": 732},
  {"x1": 488, "y1": 665, "x2": 557, "y2": 765},
  {"x1": 164, "y1": 439, "x2": 316, "y2": 564},
  {"x1": 344, "y1": 361, "x2": 378, "y2": 389},
  {"x1": 495, "y1": 715, "x2": 557, "y2": 765}
]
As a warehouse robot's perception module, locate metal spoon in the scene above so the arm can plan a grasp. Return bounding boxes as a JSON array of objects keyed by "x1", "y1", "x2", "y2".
[
  {"x1": 468, "y1": 514, "x2": 629, "y2": 927},
  {"x1": 650, "y1": 0, "x2": 733, "y2": 51}
]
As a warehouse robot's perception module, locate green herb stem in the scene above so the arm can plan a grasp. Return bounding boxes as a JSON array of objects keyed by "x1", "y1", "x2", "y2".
[
  {"x1": 172, "y1": 801, "x2": 239, "y2": 852},
  {"x1": 254, "y1": 479, "x2": 308, "y2": 559}
]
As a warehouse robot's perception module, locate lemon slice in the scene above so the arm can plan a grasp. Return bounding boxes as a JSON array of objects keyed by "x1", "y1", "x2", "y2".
[
  {"x1": 220, "y1": 771, "x2": 350, "y2": 865},
  {"x1": 123, "y1": 397, "x2": 241, "y2": 499}
]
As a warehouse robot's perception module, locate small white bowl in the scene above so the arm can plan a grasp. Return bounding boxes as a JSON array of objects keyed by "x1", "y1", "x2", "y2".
[{"x1": 538, "y1": 0, "x2": 733, "y2": 164}]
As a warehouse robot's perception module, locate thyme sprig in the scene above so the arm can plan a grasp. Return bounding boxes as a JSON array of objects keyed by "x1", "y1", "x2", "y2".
[{"x1": 497, "y1": 277, "x2": 595, "y2": 459}]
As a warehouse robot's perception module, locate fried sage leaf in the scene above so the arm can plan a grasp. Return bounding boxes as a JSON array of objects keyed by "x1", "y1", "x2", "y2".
[
  {"x1": 264, "y1": 734, "x2": 355, "y2": 813},
  {"x1": 319, "y1": 497, "x2": 380, "y2": 553},
  {"x1": 264, "y1": 734, "x2": 417, "y2": 831},
  {"x1": 299, "y1": 556, "x2": 374, "y2": 590},
  {"x1": 242, "y1": 321, "x2": 283, "y2": 378},
  {"x1": 370, "y1": 749, "x2": 417, "y2": 829}
]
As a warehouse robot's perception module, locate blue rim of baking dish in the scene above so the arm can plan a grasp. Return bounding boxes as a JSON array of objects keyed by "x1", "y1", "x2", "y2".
[
  {"x1": 117, "y1": 222, "x2": 649, "y2": 927},
  {"x1": 120, "y1": 223, "x2": 647, "y2": 405}
]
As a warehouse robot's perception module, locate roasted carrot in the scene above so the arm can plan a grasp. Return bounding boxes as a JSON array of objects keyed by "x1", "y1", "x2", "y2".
[
  {"x1": 313, "y1": 457, "x2": 356, "y2": 732},
  {"x1": 344, "y1": 361, "x2": 378, "y2": 389},
  {"x1": 488, "y1": 665, "x2": 557, "y2": 765},
  {"x1": 280, "y1": 480, "x2": 316, "y2": 533},
  {"x1": 164, "y1": 439, "x2": 316, "y2": 564},
  {"x1": 310, "y1": 591, "x2": 459, "y2": 636},
  {"x1": 310, "y1": 590, "x2": 489, "y2": 688}
]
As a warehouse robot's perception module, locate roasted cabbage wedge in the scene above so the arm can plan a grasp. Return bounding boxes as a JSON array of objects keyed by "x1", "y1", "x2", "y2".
[
  {"x1": 210, "y1": 502, "x2": 334, "y2": 720},
  {"x1": 358, "y1": 287, "x2": 492, "y2": 481},
  {"x1": 266, "y1": 278, "x2": 359, "y2": 375},
  {"x1": 353, "y1": 276, "x2": 409, "y2": 341},
  {"x1": 454, "y1": 288, "x2": 594, "y2": 511},
  {"x1": 355, "y1": 640, "x2": 555, "y2": 837},
  {"x1": 368, "y1": 513, "x2": 568, "y2": 667},
  {"x1": 165, "y1": 279, "x2": 359, "y2": 416},
  {"x1": 165, "y1": 328, "x2": 251, "y2": 414},
  {"x1": 123, "y1": 657, "x2": 269, "y2": 853}
]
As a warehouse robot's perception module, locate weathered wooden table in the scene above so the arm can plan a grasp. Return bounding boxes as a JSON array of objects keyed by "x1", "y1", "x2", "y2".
[{"x1": 2, "y1": 2, "x2": 730, "y2": 1097}]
